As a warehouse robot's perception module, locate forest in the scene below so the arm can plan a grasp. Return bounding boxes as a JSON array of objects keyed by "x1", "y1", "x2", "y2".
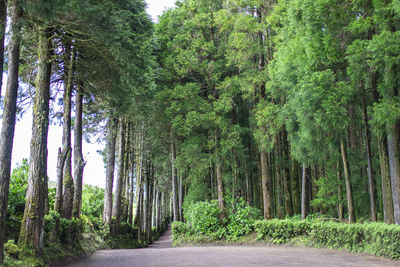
[{"x1": 0, "y1": 0, "x2": 400, "y2": 265}]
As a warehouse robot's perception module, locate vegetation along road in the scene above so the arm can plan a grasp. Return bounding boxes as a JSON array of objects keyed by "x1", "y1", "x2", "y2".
[{"x1": 64, "y1": 228, "x2": 399, "y2": 267}]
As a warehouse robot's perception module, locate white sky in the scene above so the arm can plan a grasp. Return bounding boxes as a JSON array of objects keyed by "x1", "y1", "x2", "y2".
[{"x1": 3, "y1": 0, "x2": 176, "y2": 188}]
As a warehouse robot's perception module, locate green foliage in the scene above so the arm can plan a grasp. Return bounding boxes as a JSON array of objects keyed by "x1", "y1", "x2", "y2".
[
  {"x1": 180, "y1": 198, "x2": 262, "y2": 240},
  {"x1": 7, "y1": 159, "x2": 29, "y2": 219},
  {"x1": 81, "y1": 185, "x2": 105, "y2": 218},
  {"x1": 254, "y1": 218, "x2": 400, "y2": 259},
  {"x1": 254, "y1": 219, "x2": 311, "y2": 244},
  {"x1": 311, "y1": 221, "x2": 400, "y2": 259}
]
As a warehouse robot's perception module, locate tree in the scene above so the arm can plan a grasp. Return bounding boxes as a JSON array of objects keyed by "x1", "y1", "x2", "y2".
[
  {"x1": 18, "y1": 27, "x2": 52, "y2": 255},
  {"x1": 0, "y1": 0, "x2": 21, "y2": 262}
]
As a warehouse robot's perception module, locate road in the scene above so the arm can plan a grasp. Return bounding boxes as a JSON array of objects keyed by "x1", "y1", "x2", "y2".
[{"x1": 62, "y1": 227, "x2": 399, "y2": 267}]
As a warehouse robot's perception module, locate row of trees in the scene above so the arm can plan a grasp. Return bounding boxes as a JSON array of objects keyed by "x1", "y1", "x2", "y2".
[
  {"x1": 0, "y1": 0, "x2": 159, "y2": 263},
  {"x1": 146, "y1": 0, "x2": 400, "y2": 228},
  {"x1": 1, "y1": 0, "x2": 399, "y2": 263}
]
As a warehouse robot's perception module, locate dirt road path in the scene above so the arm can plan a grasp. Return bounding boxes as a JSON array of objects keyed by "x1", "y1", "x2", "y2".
[{"x1": 63, "y1": 227, "x2": 399, "y2": 267}]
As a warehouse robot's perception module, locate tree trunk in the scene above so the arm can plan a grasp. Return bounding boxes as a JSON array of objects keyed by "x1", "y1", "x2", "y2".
[
  {"x1": 387, "y1": 123, "x2": 400, "y2": 225},
  {"x1": 215, "y1": 132, "x2": 225, "y2": 220},
  {"x1": 18, "y1": 28, "x2": 52, "y2": 255},
  {"x1": 340, "y1": 139, "x2": 355, "y2": 223},
  {"x1": 290, "y1": 159, "x2": 300, "y2": 214},
  {"x1": 301, "y1": 165, "x2": 307, "y2": 220},
  {"x1": 0, "y1": 0, "x2": 7, "y2": 98},
  {"x1": 362, "y1": 86, "x2": 377, "y2": 221},
  {"x1": 146, "y1": 163, "x2": 154, "y2": 242},
  {"x1": 281, "y1": 130, "x2": 293, "y2": 216},
  {"x1": 378, "y1": 135, "x2": 395, "y2": 224},
  {"x1": 260, "y1": 150, "x2": 272, "y2": 219},
  {"x1": 170, "y1": 130, "x2": 179, "y2": 221},
  {"x1": 0, "y1": 2, "x2": 20, "y2": 262},
  {"x1": 337, "y1": 161, "x2": 343, "y2": 221},
  {"x1": 128, "y1": 130, "x2": 135, "y2": 225},
  {"x1": 103, "y1": 118, "x2": 117, "y2": 225},
  {"x1": 112, "y1": 118, "x2": 126, "y2": 232},
  {"x1": 72, "y1": 87, "x2": 86, "y2": 218},
  {"x1": 179, "y1": 175, "x2": 183, "y2": 221},
  {"x1": 61, "y1": 44, "x2": 75, "y2": 220}
]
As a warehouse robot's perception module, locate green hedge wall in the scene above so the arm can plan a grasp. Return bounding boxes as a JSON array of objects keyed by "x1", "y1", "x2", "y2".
[{"x1": 255, "y1": 219, "x2": 400, "y2": 259}]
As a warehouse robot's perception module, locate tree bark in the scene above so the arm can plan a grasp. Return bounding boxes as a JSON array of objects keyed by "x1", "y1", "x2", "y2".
[
  {"x1": 103, "y1": 118, "x2": 117, "y2": 224},
  {"x1": 19, "y1": 28, "x2": 52, "y2": 255},
  {"x1": 340, "y1": 139, "x2": 355, "y2": 223},
  {"x1": 281, "y1": 130, "x2": 293, "y2": 216},
  {"x1": 0, "y1": 2, "x2": 20, "y2": 262},
  {"x1": 215, "y1": 132, "x2": 225, "y2": 220},
  {"x1": 337, "y1": 161, "x2": 343, "y2": 221},
  {"x1": 72, "y1": 87, "x2": 86, "y2": 218},
  {"x1": 301, "y1": 165, "x2": 307, "y2": 220},
  {"x1": 378, "y1": 135, "x2": 395, "y2": 224},
  {"x1": 0, "y1": 0, "x2": 7, "y2": 98},
  {"x1": 362, "y1": 85, "x2": 377, "y2": 221},
  {"x1": 290, "y1": 159, "x2": 300, "y2": 214},
  {"x1": 170, "y1": 130, "x2": 179, "y2": 221},
  {"x1": 112, "y1": 117, "x2": 126, "y2": 232},
  {"x1": 261, "y1": 150, "x2": 272, "y2": 219},
  {"x1": 61, "y1": 44, "x2": 75, "y2": 220},
  {"x1": 387, "y1": 123, "x2": 400, "y2": 224}
]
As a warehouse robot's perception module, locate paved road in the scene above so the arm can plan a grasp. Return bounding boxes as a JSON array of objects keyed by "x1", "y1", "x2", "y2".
[{"x1": 63, "y1": 227, "x2": 400, "y2": 267}]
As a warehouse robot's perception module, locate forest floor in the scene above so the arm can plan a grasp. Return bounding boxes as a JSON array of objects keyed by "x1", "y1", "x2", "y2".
[{"x1": 61, "y1": 227, "x2": 400, "y2": 267}]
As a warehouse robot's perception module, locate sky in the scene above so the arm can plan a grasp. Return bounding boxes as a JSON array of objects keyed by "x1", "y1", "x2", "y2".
[{"x1": 3, "y1": 0, "x2": 176, "y2": 188}]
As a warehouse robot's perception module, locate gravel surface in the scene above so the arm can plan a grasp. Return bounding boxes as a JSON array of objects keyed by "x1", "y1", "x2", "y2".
[{"x1": 61, "y1": 227, "x2": 400, "y2": 267}]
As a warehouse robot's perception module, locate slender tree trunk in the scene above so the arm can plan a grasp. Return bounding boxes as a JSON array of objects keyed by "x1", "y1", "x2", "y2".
[
  {"x1": 146, "y1": 164, "x2": 154, "y2": 242},
  {"x1": 301, "y1": 165, "x2": 307, "y2": 220},
  {"x1": 61, "y1": 44, "x2": 75, "y2": 220},
  {"x1": 387, "y1": 123, "x2": 400, "y2": 224},
  {"x1": 0, "y1": 2, "x2": 20, "y2": 262},
  {"x1": 260, "y1": 150, "x2": 272, "y2": 219},
  {"x1": 340, "y1": 139, "x2": 355, "y2": 223},
  {"x1": 0, "y1": 0, "x2": 7, "y2": 98},
  {"x1": 18, "y1": 28, "x2": 52, "y2": 255},
  {"x1": 214, "y1": 132, "x2": 225, "y2": 219},
  {"x1": 128, "y1": 130, "x2": 135, "y2": 225},
  {"x1": 72, "y1": 87, "x2": 86, "y2": 218},
  {"x1": 112, "y1": 118, "x2": 126, "y2": 233},
  {"x1": 170, "y1": 130, "x2": 179, "y2": 221},
  {"x1": 337, "y1": 161, "x2": 343, "y2": 221},
  {"x1": 378, "y1": 135, "x2": 395, "y2": 224},
  {"x1": 281, "y1": 130, "x2": 293, "y2": 216},
  {"x1": 290, "y1": 159, "x2": 300, "y2": 214},
  {"x1": 103, "y1": 118, "x2": 117, "y2": 225},
  {"x1": 362, "y1": 86, "x2": 377, "y2": 221},
  {"x1": 179, "y1": 175, "x2": 183, "y2": 221}
]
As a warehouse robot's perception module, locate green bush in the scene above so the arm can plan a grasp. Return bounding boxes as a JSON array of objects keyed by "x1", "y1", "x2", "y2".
[
  {"x1": 182, "y1": 197, "x2": 262, "y2": 240},
  {"x1": 254, "y1": 218, "x2": 400, "y2": 259},
  {"x1": 81, "y1": 185, "x2": 105, "y2": 218},
  {"x1": 185, "y1": 200, "x2": 224, "y2": 238},
  {"x1": 254, "y1": 219, "x2": 311, "y2": 244},
  {"x1": 171, "y1": 221, "x2": 192, "y2": 237},
  {"x1": 311, "y1": 221, "x2": 400, "y2": 259}
]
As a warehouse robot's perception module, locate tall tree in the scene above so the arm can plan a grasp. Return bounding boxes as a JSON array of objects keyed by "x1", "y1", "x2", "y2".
[
  {"x1": 103, "y1": 117, "x2": 118, "y2": 225},
  {"x1": 0, "y1": 0, "x2": 21, "y2": 262},
  {"x1": 72, "y1": 87, "x2": 86, "y2": 218},
  {"x1": 19, "y1": 28, "x2": 52, "y2": 255}
]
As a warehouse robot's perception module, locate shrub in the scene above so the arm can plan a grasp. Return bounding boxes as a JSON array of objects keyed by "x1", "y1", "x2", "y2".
[
  {"x1": 225, "y1": 197, "x2": 262, "y2": 240},
  {"x1": 182, "y1": 198, "x2": 262, "y2": 240},
  {"x1": 254, "y1": 219, "x2": 311, "y2": 244},
  {"x1": 310, "y1": 221, "x2": 400, "y2": 259},
  {"x1": 172, "y1": 221, "x2": 192, "y2": 237},
  {"x1": 254, "y1": 218, "x2": 400, "y2": 259},
  {"x1": 185, "y1": 200, "x2": 224, "y2": 238}
]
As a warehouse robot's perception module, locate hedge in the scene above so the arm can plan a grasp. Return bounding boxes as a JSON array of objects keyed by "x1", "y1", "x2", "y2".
[{"x1": 254, "y1": 219, "x2": 400, "y2": 259}]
